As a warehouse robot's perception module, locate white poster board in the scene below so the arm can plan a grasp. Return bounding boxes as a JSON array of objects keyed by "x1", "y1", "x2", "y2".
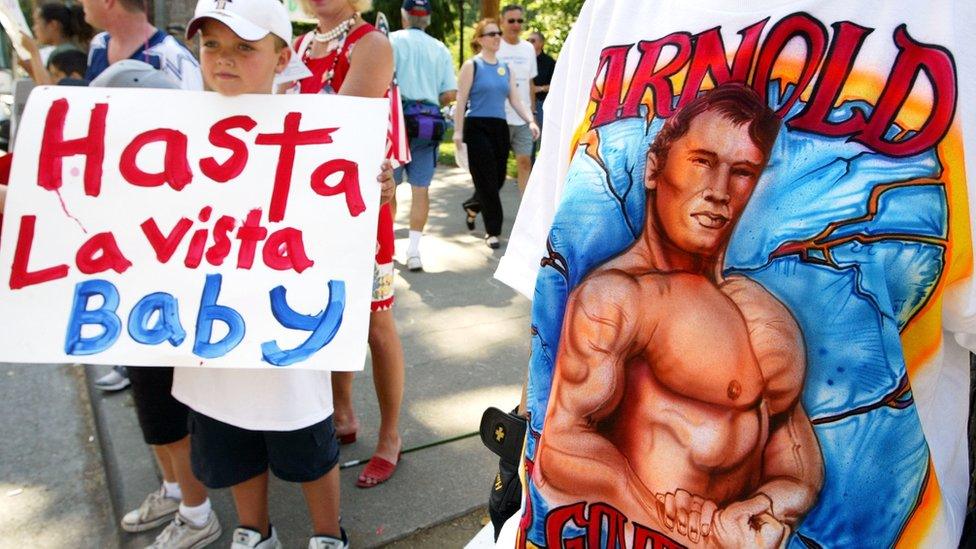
[{"x1": 0, "y1": 86, "x2": 389, "y2": 370}]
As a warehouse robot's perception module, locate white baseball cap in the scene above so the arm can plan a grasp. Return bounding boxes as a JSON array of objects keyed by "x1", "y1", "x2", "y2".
[{"x1": 186, "y1": 0, "x2": 292, "y2": 44}]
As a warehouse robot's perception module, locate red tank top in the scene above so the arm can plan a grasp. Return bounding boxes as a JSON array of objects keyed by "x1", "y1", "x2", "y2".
[{"x1": 294, "y1": 24, "x2": 376, "y2": 95}]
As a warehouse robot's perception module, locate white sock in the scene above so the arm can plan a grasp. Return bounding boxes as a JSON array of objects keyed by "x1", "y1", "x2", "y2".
[
  {"x1": 179, "y1": 498, "x2": 212, "y2": 527},
  {"x1": 407, "y1": 230, "x2": 422, "y2": 256},
  {"x1": 162, "y1": 480, "x2": 182, "y2": 501}
]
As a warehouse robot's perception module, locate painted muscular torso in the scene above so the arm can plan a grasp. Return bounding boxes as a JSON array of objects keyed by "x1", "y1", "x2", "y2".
[
  {"x1": 603, "y1": 272, "x2": 769, "y2": 506},
  {"x1": 538, "y1": 265, "x2": 812, "y2": 547}
]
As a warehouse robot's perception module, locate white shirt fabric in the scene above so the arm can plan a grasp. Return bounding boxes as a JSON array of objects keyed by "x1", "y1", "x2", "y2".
[
  {"x1": 172, "y1": 368, "x2": 333, "y2": 431},
  {"x1": 496, "y1": 0, "x2": 976, "y2": 547},
  {"x1": 497, "y1": 39, "x2": 537, "y2": 126}
]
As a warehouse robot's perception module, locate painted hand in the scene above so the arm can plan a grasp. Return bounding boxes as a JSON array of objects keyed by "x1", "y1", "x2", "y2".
[
  {"x1": 711, "y1": 495, "x2": 788, "y2": 549},
  {"x1": 655, "y1": 489, "x2": 718, "y2": 543}
]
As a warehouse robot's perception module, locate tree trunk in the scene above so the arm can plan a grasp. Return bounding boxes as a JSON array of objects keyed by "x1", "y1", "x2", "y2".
[{"x1": 481, "y1": 0, "x2": 499, "y2": 20}]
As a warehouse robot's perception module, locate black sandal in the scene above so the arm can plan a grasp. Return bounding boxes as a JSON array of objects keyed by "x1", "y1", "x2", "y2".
[{"x1": 463, "y1": 206, "x2": 478, "y2": 230}]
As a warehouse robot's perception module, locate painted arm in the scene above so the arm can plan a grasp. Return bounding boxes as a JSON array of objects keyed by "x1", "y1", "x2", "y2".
[{"x1": 537, "y1": 271, "x2": 658, "y2": 516}]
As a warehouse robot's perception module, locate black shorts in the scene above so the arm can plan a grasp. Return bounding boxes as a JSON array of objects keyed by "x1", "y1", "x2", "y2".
[
  {"x1": 128, "y1": 367, "x2": 189, "y2": 446},
  {"x1": 188, "y1": 410, "x2": 340, "y2": 489}
]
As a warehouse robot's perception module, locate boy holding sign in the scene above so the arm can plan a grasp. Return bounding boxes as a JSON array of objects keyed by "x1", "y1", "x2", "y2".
[{"x1": 170, "y1": 1, "x2": 393, "y2": 548}]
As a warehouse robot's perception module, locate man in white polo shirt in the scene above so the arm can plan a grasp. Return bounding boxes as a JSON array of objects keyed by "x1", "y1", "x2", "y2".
[{"x1": 496, "y1": 4, "x2": 537, "y2": 193}]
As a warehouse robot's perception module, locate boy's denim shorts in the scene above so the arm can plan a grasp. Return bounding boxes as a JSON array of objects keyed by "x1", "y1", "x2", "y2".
[{"x1": 188, "y1": 410, "x2": 339, "y2": 488}]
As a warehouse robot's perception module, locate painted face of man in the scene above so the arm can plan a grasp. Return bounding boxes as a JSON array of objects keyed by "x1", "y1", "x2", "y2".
[{"x1": 647, "y1": 108, "x2": 766, "y2": 257}]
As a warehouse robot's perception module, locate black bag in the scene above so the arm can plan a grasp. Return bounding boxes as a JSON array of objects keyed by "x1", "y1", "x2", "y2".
[
  {"x1": 480, "y1": 406, "x2": 527, "y2": 541},
  {"x1": 403, "y1": 101, "x2": 446, "y2": 142}
]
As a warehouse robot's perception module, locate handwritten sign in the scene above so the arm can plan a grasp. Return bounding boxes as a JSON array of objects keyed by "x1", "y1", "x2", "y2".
[{"x1": 0, "y1": 87, "x2": 389, "y2": 370}]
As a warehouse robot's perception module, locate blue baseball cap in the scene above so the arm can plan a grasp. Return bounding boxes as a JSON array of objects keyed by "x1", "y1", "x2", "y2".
[{"x1": 402, "y1": 0, "x2": 431, "y2": 16}]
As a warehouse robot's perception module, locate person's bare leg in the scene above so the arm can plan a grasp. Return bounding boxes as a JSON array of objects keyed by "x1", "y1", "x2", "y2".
[
  {"x1": 331, "y1": 371, "x2": 359, "y2": 438},
  {"x1": 367, "y1": 309, "x2": 404, "y2": 462},
  {"x1": 409, "y1": 186, "x2": 429, "y2": 233},
  {"x1": 302, "y1": 467, "x2": 341, "y2": 537},
  {"x1": 162, "y1": 436, "x2": 207, "y2": 506},
  {"x1": 152, "y1": 445, "x2": 176, "y2": 483},
  {"x1": 516, "y1": 154, "x2": 533, "y2": 193},
  {"x1": 230, "y1": 471, "x2": 270, "y2": 537},
  {"x1": 390, "y1": 192, "x2": 398, "y2": 220}
]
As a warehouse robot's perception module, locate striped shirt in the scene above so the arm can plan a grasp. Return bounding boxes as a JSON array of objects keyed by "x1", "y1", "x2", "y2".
[{"x1": 86, "y1": 30, "x2": 202, "y2": 90}]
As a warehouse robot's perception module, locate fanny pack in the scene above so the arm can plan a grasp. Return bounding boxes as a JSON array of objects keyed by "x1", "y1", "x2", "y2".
[{"x1": 403, "y1": 101, "x2": 446, "y2": 141}]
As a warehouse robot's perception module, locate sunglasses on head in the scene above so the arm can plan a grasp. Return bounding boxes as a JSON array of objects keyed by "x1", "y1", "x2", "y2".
[
  {"x1": 507, "y1": 18, "x2": 524, "y2": 23},
  {"x1": 481, "y1": 31, "x2": 503, "y2": 37}
]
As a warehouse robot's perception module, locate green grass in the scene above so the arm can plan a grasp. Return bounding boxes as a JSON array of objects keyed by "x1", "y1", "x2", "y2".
[{"x1": 439, "y1": 128, "x2": 519, "y2": 178}]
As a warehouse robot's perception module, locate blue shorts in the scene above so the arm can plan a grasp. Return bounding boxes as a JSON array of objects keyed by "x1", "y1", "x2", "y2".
[
  {"x1": 188, "y1": 410, "x2": 340, "y2": 488},
  {"x1": 394, "y1": 138, "x2": 439, "y2": 188}
]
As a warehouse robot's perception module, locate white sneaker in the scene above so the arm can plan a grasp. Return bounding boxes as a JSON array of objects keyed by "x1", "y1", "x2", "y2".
[
  {"x1": 94, "y1": 365, "x2": 130, "y2": 391},
  {"x1": 308, "y1": 528, "x2": 350, "y2": 549},
  {"x1": 485, "y1": 235, "x2": 500, "y2": 249},
  {"x1": 406, "y1": 255, "x2": 423, "y2": 272},
  {"x1": 232, "y1": 526, "x2": 282, "y2": 549},
  {"x1": 147, "y1": 511, "x2": 221, "y2": 549},
  {"x1": 121, "y1": 486, "x2": 179, "y2": 532}
]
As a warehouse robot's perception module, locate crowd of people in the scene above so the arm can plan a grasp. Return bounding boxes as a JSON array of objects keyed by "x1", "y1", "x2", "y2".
[{"x1": 0, "y1": 1, "x2": 558, "y2": 548}]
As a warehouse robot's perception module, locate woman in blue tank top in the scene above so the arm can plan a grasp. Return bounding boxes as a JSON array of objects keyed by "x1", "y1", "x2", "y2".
[{"x1": 453, "y1": 18, "x2": 539, "y2": 248}]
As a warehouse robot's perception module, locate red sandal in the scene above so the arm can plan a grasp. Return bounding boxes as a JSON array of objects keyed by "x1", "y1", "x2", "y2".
[{"x1": 356, "y1": 452, "x2": 402, "y2": 489}]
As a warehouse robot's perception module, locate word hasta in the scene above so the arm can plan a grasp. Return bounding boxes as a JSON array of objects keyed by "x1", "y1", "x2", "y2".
[{"x1": 39, "y1": 99, "x2": 366, "y2": 222}]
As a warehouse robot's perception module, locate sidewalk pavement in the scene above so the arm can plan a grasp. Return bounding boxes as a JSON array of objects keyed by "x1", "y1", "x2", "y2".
[{"x1": 0, "y1": 164, "x2": 531, "y2": 548}]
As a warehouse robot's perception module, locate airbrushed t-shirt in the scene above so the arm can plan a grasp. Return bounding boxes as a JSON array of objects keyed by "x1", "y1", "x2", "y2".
[{"x1": 495, "y1": 0, "x2": 976, "y2": 547}]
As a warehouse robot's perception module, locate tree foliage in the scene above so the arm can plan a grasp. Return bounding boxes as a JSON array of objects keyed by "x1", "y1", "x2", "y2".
[
  {"x1": 524, "y1": 0, "x2": 583, "y2": 56},
  {"x1": 366, "y1": 0, "x2": 458, "y2": 41}
]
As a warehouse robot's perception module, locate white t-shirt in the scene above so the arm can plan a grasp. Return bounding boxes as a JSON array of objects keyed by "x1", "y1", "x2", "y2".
[
  {"x1": 172, "y1": 368, "x2": 333, "y2": 431},
  {"x1": 497, "y1": 39, "x2": 537, "y2": 126},
  {"x1": 496, "y1": 0, "x2": 976, "y2": 547}
]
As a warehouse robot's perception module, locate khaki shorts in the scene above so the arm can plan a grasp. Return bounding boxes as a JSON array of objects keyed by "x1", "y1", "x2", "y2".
[{"x1": 508, "y1": 123, "x2": 534, "y2": 156}]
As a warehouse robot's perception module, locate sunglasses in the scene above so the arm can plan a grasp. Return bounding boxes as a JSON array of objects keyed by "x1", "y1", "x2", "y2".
[
  {"x1": 507, "y1": 18, "x2": 524, "y2": 24},
  {"x1": 481, "y1": 31, "x2": 503, "y2": 37}
]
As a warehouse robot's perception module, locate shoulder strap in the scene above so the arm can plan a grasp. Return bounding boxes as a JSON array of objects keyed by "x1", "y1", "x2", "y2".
[{"x1": 296, "y1": 31, "x2": 315, "y2": 60}]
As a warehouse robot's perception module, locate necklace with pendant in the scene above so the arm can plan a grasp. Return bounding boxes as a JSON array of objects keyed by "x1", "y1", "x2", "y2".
[{"x1": 313, "y1": 14, "x2": 356, "y2": 43}]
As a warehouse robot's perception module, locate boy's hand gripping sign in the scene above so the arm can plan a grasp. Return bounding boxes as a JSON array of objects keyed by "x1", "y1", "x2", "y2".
[{"x1": 0, "y1": 87, "x2": 389, "y2": 371}]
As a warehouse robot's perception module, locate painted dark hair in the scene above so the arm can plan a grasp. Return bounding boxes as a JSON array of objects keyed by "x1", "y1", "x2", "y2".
[
  {"x1": 648, "y1": 83, "x2": 781, "y2": 178},
  {"x1": 38, "y1": 2, "x2": 94, "y2": 44}
]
